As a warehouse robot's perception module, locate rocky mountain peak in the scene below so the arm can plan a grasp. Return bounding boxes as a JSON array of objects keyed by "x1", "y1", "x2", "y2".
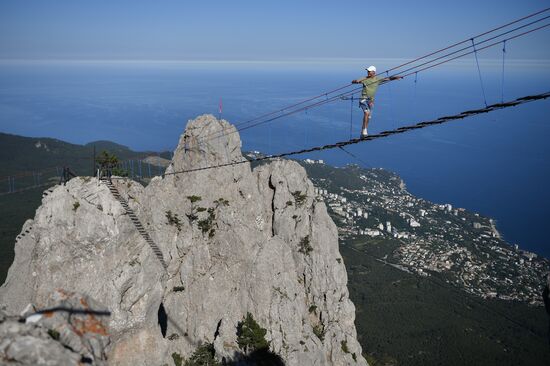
[
  {"x1": 169, "y1": 114, "x2": 243, "y2": 172},
  {"x1": 0, "y1": 115, "x2": 366, "y2": 365}
]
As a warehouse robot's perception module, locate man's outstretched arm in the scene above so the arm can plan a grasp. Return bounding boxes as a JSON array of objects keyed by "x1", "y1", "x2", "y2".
[{"x1": 380, "y1": 75, "x2": 403, "y2": 84}]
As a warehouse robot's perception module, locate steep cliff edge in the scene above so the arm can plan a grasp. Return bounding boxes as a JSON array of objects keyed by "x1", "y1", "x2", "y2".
[{"x1": 0, "y1": 115, "x2": 366, "y2": 365}]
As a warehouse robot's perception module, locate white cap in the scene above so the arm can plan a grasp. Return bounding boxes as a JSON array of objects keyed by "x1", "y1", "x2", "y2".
[{"x1": 366, "y1": 65, "x2": 376, "y2": 72}]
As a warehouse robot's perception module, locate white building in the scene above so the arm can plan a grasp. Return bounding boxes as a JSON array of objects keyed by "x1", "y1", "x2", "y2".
[
  {"x1": 386, "y1": 221, "x2": 392, "y2": 233},
  {"x1": 333, "y1": 208, "x2": 345, "y2": 217},
  {"x1": 365, "y1": 229, "x2": 381, "y2": 237},
  {"x1": 409, "y1": 219, "x2": 421, "y2": 228}
]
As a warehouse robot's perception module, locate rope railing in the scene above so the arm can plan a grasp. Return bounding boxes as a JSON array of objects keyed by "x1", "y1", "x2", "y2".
[{"x1": 229, "y1": 20, "x2": 549, "y2": 142}]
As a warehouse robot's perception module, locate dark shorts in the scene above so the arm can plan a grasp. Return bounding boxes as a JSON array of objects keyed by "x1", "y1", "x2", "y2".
[{"x1": 359, "y1": 97, "x2": 374, "y2": 113}]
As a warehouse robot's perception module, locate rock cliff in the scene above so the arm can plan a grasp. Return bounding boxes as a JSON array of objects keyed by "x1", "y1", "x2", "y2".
[
  {"x1": 0, "y1": 115, "x2": 367, "y2": 365},
  {"x1": 0, "y1": 290, "x2": 110, "y2": 365}
]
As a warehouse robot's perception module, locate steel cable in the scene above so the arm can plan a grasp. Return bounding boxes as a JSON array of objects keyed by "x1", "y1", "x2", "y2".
[
  {"x1": 196, "y1": 9, "x2": 550, "y2": 144},
  {"x1": 157, "y1": 92, "x2": 549, "y2": 178}
]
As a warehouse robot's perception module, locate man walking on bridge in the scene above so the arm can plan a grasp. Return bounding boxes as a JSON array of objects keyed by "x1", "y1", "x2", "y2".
[{"x1": 352, "y1": 65, "x2": 402, "y2": 137}]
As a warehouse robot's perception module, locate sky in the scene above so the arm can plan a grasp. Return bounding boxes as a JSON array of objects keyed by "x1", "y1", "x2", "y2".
[{"x1": 1, "y1": 0, "x2": 549, "y2": 61}]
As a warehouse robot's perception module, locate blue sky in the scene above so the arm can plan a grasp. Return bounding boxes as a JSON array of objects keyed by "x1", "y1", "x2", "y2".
[{"x1": 1, "y1": 0, "x2": 549, "y2": 61}]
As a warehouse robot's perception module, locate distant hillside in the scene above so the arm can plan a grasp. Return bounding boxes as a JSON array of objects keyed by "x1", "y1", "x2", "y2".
[
  {"x1": 0, "y1": 133, "x2": 168, "y2": 178},
  {"x1": 0, "y1": 132, "x2": 169, "y2": 282},
  {"x1": 85, "y1": 140, "x2": 132, "y2": 151},
  {"x1": 0, "y1": 133, "x2": 94, "y2": 176},
  {"x1": 85, "y1": 140, "x2": 160, "y2": 162}
]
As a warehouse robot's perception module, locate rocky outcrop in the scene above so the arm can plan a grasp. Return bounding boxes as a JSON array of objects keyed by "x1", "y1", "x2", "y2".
[
  {"x1": 0, "y1": 290, "x2": 110, "y2": 365},
  {"x1": 0, "y1": 115, "x2": 367, "y2": 365}
]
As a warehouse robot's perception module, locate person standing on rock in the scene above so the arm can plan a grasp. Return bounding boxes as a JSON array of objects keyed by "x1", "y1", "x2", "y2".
[
  {"x1": 352, "y1": 65, "x2": 402, "y2": 137},
  {"x1": 59, "y1": 166, "x2": 76, "y2": 186}
]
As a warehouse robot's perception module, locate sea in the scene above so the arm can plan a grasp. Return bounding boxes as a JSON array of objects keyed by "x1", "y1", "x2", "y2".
[{"x1": 0, "y1": 59, "x2": 549, "y2": 257}]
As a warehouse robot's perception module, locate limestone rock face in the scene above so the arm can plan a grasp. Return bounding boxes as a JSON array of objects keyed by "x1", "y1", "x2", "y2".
[
  {"x1": 0, "y1": 290, "x2": 110, "y2": 365},
  {"x1": 0, "y1": 318, "x2": 82, "y2": 366},
  {"x1": 0, "y1": 115, "x2": 367, "y2": 365}
]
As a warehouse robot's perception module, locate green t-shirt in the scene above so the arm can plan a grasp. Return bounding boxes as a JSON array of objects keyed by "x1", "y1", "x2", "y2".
[{"x1": 361, "y1": 76, "x2": 381, "y2": 98}]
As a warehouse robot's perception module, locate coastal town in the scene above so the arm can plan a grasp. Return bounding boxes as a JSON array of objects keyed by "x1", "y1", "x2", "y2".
[{"x1": 299, "y1": 159, "x2": 549, "y2": 306}]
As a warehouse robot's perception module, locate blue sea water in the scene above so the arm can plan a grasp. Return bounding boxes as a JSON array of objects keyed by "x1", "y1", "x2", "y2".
[{"x1": 0, "y1": 60, "x2": 549, "y2": 257}]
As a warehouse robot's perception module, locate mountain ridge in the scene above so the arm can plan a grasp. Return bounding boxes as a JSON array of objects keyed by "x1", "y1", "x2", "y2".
[{"x1": 0, "y1": 115, "x2": 366, "y2": 365}]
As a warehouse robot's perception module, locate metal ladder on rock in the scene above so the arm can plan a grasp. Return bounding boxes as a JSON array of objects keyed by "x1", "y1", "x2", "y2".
[
  {"x1": 16, "y1": 186, "x2": 58, "y2": 243},
  {"x1": 15, "y1": 186, "x2": 57, "y2": 243},
  {"x1": 101, "y1": 178, "x2": 168, "y2": 270}
]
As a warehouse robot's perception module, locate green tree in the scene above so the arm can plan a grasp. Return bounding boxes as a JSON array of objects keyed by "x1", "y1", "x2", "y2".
[
  {"x1": 184, "y1": 343, "x2": 220, "y2": 366},
  {"x1": 96, "y1": 150, "x2": 127, "y2": 176},
  {"x1": 172, "y1": 352, "x2": 184, "y2": 366},
  {"x1": 96, "y1": 150, "x2": 118, "y2": 168},
  {"x1": 236, "y1": 312, "x2": 270, "y2": 353}
]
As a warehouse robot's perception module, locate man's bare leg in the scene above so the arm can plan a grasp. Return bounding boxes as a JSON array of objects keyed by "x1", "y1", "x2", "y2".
[{"x1": 362, "y1": 111, "x2": 370, "y2": 136}]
